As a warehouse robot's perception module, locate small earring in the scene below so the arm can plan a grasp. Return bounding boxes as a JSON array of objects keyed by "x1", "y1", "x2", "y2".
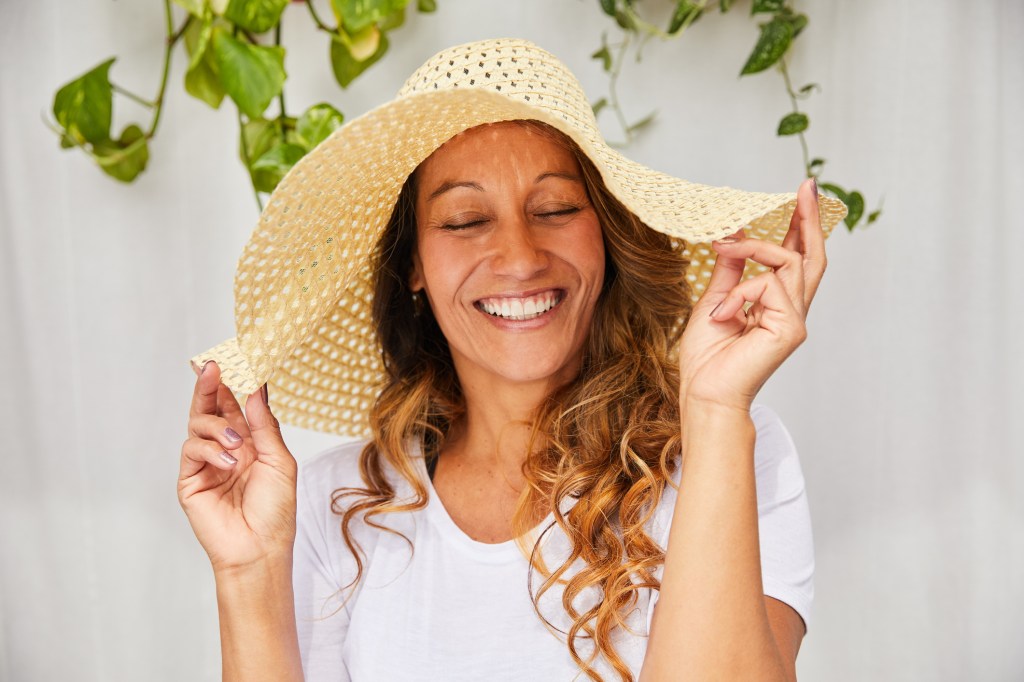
[{"x1": 411, "y1": 290, "x2": 424, "y2": 316}]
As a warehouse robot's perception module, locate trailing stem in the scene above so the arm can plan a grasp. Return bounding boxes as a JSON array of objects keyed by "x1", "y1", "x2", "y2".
[{"x1": 777, "y1": 57, "x2": 811, "y2": 178}]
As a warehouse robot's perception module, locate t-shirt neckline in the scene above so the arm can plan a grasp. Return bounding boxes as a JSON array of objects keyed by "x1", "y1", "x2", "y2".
[{"x1": 410, "y1": 440, "x2": 568, "y2": 563}]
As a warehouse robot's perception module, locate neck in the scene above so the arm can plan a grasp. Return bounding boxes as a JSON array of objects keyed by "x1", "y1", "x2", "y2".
[{"x1": 445, "y1": 368, "x2": 564, "y2": 476}]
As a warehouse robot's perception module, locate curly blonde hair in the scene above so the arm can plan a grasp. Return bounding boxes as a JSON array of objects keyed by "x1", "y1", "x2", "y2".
[{"x1": 330, "y1": 120, "x2": 692, "y2": 681}]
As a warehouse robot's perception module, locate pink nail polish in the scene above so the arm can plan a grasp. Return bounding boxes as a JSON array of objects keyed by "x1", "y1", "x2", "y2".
[
  {"x1": 709, "y1": 302, "x2": 723, "y2": 318},
  {"x1": 219, "y1": 451, "x2": 237, "y2": 466},
  {"x1": 224, "y1": 427, "x2": 242, "y2": 443}
]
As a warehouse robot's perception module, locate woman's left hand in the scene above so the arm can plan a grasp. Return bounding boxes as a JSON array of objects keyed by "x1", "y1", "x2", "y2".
[{"x1": 678, "y1": 178, "x2": 826, "y2": 413}]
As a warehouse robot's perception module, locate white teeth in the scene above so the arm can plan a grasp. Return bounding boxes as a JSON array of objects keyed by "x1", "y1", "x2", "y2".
[{"x1": 479, "y1": 292, "x2": 560, "y2": 320}]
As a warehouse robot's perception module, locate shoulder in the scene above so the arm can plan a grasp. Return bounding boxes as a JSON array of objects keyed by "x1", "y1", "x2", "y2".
[{"x1": 297, "y1": 439, "x2": 370, "y2": 497}]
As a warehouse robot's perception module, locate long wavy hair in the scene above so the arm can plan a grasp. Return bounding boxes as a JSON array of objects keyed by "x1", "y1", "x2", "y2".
[{"x1": 330, "y1": 120, "x2": 692, "y2": 681}]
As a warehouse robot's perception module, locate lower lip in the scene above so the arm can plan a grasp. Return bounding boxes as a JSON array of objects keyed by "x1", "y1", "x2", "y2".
[{"x1": 474, "y1": 294, "x2": 564, "y2": 331}]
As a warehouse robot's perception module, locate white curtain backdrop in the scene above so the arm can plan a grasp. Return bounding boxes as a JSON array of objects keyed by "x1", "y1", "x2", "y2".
[{"x1": 2, "y1": 0, "x2": 1021, "y2": 680}]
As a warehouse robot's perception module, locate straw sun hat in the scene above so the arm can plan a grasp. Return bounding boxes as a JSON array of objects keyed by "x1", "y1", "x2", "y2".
[{"x1": 190, "y1": 37, "x2": 847, "y2": 437}]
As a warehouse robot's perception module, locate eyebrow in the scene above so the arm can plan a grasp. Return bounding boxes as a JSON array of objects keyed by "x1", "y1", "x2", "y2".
[
  {"x1": 426, "y1": 181, "x2": 483, "y2": 201},
  {"x1": 535, "y1": 171, "x2": 583, "y2": 184},
  {"x1": 425, "y1": 171, "x2": 584, "y2": 202}
]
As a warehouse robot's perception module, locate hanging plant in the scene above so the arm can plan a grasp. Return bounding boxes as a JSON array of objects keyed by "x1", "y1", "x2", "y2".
[
  {"x1": 591, "y1": 0, "x2": 881, "y2": 230},
  {"x1": 45, "y1": 0, "x2": 437, "y2": 209}
]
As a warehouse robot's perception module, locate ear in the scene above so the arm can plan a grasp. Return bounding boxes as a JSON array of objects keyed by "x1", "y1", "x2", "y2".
[{"x1": 409, "y1": 250, "x2": 425, "y2": 292}]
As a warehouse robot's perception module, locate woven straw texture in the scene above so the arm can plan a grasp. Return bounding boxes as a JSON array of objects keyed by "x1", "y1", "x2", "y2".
[{"x1": 191, "y1": 38, "x2": 847, "y2": 437}]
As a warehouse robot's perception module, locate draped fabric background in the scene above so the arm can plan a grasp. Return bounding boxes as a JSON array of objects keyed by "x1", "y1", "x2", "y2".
[{"x1": 2, "y1": 0, "x2": 1021, "y2": 680}]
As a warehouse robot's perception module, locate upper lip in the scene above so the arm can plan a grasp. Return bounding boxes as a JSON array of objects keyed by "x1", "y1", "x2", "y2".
[{"x1": 472, "y1": 286, "x2": 564, "y2": 302}]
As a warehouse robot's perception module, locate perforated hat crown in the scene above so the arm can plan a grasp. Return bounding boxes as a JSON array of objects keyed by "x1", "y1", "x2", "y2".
[{"x1": 191, "y1": 37, "x2": 847, "y2": 437}]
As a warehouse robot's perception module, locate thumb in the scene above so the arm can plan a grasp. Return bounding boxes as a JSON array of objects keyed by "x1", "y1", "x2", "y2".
[{"x1": 244, "y1": 385, "x2": 293, "y2": 465}]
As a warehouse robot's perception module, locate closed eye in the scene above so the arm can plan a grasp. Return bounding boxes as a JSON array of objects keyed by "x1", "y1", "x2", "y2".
[
  {"x1": 440, "y1": 218, "x2": 489, "y2": 231},
  {"x1": 537, "y1": 207, "x2": 581, "y2": 219}
]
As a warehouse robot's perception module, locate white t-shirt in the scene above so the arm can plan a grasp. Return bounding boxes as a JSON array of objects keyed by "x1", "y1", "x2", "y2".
[{"x1": 293, "y1": 404, "x2": 814, "y2": 681}]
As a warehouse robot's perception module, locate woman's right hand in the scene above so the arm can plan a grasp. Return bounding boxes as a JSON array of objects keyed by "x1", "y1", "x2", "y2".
[{"x1": 178, "y1": 361, "x2": 298, "y2": 574}]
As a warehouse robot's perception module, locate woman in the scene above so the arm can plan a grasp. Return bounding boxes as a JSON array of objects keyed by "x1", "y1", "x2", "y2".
[{"x1": 180, "y1": 38, "x2": 846, "y2": 681}]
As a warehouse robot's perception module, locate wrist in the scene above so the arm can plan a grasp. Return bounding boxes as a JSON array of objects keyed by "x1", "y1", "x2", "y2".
[
  {"x1": 213, "y1": 550, "x2": 294, "y2": 587},
  {"x1": 681, "y1": 399, "x2": 755, "y2": 446}
]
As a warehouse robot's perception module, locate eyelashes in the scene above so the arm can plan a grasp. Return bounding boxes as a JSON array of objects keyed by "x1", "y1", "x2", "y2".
[{"x1": 440, "y1": 206, "x2": 583, "y2": 231}]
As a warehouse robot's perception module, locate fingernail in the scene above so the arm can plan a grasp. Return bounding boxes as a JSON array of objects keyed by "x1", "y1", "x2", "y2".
[
  {"x1": 715, "y1": 236, "x2": 741, "y2": 244},
  {"x1": 224, "y1": 427, "x2": 242, "y2": 443},
  {"x1": 261, "y1": 384, "x2": 269, "y2": 406},
  {"x1": 811, "y1": 178, "x2": 819, "y2": 203},
  {"x1": 219, "y1": 451, "x2": 237, "y2": 466},
  {"x1": 200, "y1": 360, "x2": 212, "y2": 375},
  {"x1": 709, "y1": 301, "x2": 724, "y2": 318}
]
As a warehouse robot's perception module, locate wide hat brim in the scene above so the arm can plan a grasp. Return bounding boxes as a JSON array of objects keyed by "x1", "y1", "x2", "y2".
[{"x1": 191, "y1": 38, "x2": 847, "y2": 437}]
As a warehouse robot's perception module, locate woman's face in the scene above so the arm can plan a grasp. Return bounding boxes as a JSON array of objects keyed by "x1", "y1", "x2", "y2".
[{"x1": 410, "y1": 122, "x2": 606, "y2": 393}]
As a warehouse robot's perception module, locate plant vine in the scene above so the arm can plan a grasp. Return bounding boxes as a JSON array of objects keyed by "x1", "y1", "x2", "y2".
[
  {"x1": 592, "y1": 0, "x2": 881, "y2": 230},
  {"x1": 45, "y1": 0, "x2": 878, "y2": 230}
]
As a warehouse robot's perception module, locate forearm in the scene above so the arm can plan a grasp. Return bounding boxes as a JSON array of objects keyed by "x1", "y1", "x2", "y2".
[
  {"x1": 640, "y1": 400, "x2": 787, "y2": 681},
  {"x1": 215, "y1": 554, "x2": 304, "y2": 682}
]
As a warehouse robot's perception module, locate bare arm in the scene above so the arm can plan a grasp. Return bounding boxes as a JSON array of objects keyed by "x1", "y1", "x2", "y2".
[
  {"x1": 179, "y1": 362, "x2": 303, "y2": 682},
  {"x1": 216, "y1": 556, "x2": 303, "y2": 682},
  {"x1": 641, "y1": 402, "x2": 792, "y2": 681},
  {"x1": 641, "y1": 178, "x2": 825, "y2": 680}
]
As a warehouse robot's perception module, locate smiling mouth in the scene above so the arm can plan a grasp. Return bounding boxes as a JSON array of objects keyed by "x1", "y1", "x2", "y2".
[{"x1": 475, "y1": 290, "x2": 564, "y2": 321}]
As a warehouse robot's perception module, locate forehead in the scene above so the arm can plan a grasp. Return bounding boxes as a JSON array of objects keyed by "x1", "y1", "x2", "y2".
[{"x1": 416, "y1": 121, "x2": 581, "y2": 180}]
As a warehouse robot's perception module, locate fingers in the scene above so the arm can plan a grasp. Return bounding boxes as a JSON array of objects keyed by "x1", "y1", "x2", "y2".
[
  {"x1": 712, "y1": 235, "x2": 805, "y2": 316},
  {"x1": 180, "y1": 433, "x2": 239, "y2": 480},
  {"x1": 189, "y1": 360, "x2": 221, "y2": 418},
  {"x1": 703, "y1": 228, "x2": 748, "y2": 305},
  {"x1": 710, "y1": 271, "x2": 806, "y2": 344},
  {"x1": 780, "y1": 178, "x2": 827, "y2": 309},
  {"x1": 244, "y1": 385, "x2": 295, "y2": 472},
  {"x1": 188, "y1": 412, "x2": 246, "y2": 451}
]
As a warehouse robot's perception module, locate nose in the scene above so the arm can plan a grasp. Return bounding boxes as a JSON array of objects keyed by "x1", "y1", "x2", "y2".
[{"x1": 490, "y1": 216, "x2": 550, "y2": 280}]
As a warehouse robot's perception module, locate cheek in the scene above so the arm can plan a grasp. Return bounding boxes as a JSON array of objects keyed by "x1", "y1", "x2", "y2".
[{"x1": 416, "y1": 237, "x2": 470, "y2": 302}]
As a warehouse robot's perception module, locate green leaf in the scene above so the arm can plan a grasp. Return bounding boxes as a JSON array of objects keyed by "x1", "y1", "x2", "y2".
[
  {"x1": 240, "y1": 117, "x2": 278, "y2": 166},
  {"x1": 223, "y1": 0, "x2": 288, "y2": 33},
  {"x1": 751, "y1": 0, "x2": 784, "y2": 14},
  {"x1": 340, "y1": 24, "x2": 381, "y2": 61},
  {"x1": 843, "y1": 190, "x2": 864, "y2": 230},
  {"x1": 417, "y1": 0, "x2": 437, "y2": 11},
  {"x1": 867, "y1": 208, "x2": 882, "y2": 225},
  {"x1": 599, "y1": 0, "x2": 616, "y2": 17},
  {"x1": 627, "y1": 110, "x2": 657, "y2": 134},
  {"x1": 93, "y1": 124, "x2": 150, "y2": 182},
  {"x1": 329, "y1": 29, "x2": 388, "y2": 88},
  {"x1": 591, "y1": 45, "x2": 612, "y2": 72},
  {"x1": 173, "y1": 0, "x2": 207, "y2": 17},
  {"x1": 819, "y1": 182, "x2": 847, "y2": 203},
  {"x1": 250, "y1": 142, "x2": 306, "y2": 192},
  {"x1": 331, "y1": 0, "x2": 406, "y2": 35},
  {"x1": 797, "y1": 82, "x2": 820, "y2": 98},
  {"x1": 296, "y1": 102, "x2": 344, "y2": 150},
  {"x1": 668, "y1": 0, "x2": 702, "y2": 34},
  {"x1": 212, "y1": 28, "x2": 286, "y2": 118},
  {"x1": 379, "y1": 5, "x2": 405, "y2": 30},
  {"x1": 740, "y1": 18, "x2": 793, "y2": 75},
  {"x1": 52, "y1": 57, "x2": 116, "y2": 146},
  {"x1": 184, "y1": 19, "x2": 226, "y2": 108},
  {"x1": 808, "y1": 157, "x2": 826, "y2": 174},
  {"x1": 720, "y1": 0, "x2": 733, "y2": 12},
  {"x1": 592, "y1": 97, "x2": 608, "y2": 117},
  {"x1": 614, "y1": 9, "x2": 635, "y2": 30},
  {"x1": 777, "y1": 112, "x2": 808, "y2": 135},
  {"x1": 789, "y1": 13, "x2": 808, "y2": 38}
]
